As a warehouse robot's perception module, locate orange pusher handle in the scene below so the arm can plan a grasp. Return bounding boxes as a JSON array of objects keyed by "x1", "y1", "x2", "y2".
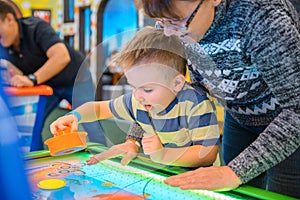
[{"x1": 4, "y1": 85, "x2": 53, "y2": 96}]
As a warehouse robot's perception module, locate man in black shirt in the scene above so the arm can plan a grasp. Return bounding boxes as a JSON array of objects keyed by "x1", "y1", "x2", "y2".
[{"x1": 0, "y1": 1, "x2": 106, "y2": 150}]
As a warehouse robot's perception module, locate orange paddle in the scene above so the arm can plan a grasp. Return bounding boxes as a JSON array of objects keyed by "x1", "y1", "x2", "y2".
[{"x1": 44, "y1": 129, "x2": 87, "y2": 156}]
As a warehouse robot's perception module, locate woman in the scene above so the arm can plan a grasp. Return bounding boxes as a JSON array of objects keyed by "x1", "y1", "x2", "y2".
[{"x1": 129, "y1": 0, "x2": 300, "y2": 198}]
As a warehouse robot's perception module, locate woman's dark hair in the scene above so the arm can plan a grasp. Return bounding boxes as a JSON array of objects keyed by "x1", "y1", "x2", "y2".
[
  {"x1": 137, "y1": 0, "x2": 198, "y2": 20},
  {"x1": 139, "y1": 0, "x2": 180, "y2": 19},
  {"x1": 136, "y1": 0, "x2": 230, "y2": 19}
]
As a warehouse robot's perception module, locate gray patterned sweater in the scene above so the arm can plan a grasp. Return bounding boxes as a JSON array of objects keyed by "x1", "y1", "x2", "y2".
[
  {"x1": 185, "y1": 0, "x2": 300, "y2": 183},
  {"x1": 127, "y1": 0, "x2": 300, "y2": 184}
]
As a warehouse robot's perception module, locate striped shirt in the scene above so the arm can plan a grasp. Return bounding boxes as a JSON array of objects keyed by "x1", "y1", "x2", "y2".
[{"x1": 109, "y1": 83, "x2": 220, "y2": 148}]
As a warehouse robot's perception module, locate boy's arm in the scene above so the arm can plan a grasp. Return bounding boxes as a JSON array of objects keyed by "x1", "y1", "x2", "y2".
[
  {"x1": 143, "y1": 133, "x2": 218, "y2": 167},
  {"x1": 148, "y1": 138, "x2": 218, "y2": 167},
  {"x1": 74, "y1": 101, "x2": 113, "y2": 122},
  {"x1": 50, "y1": 101, "x2": 113, "y2": 135}
]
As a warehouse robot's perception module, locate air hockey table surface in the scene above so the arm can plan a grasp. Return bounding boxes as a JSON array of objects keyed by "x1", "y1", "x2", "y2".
[{"x1": 25, "y1": 143, "x2": 296, "y2": 200}]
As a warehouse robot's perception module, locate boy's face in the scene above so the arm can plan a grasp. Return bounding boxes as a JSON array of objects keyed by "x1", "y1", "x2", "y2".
[{"x1": 125, "y1": 63, "x2": 183, "y2": 114}]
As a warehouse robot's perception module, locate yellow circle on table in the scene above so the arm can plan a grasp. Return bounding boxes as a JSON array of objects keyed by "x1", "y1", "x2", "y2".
[{"x1": 37, "y1": 179, "x2": 66, "y2": 190}]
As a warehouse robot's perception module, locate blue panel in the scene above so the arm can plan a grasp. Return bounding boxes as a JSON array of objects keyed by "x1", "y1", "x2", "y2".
[
  {"x1": 0, "y1": 83, "x2": 31, "y2": 199},
  {"x1": 103, "y1": 0, "x2": 138, "y2": 49},
  {"x1": 84, "y1": 8, "x2": 91, "y2": 51},
  {"x1": 69, "y1": 0, "x2": 74, "y2": 20}
]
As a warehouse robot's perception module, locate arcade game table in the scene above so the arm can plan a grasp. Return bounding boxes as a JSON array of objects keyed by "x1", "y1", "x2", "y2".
[{"x1": 25, "y1": 143, "x2": 296, "y2": 200}]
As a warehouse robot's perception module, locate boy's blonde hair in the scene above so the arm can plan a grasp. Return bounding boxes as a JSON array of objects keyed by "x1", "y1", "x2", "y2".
[{"x1": 115, "y1": 26, "x2": 187, "y2": 75}]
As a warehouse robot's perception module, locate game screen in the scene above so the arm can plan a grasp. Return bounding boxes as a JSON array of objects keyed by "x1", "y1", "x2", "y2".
[{"x1": 26, "y1": 152, "x2": 235, "y2": 200}]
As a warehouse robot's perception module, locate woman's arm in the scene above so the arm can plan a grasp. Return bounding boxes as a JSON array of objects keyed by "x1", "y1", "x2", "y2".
[
  {"x1": 151, "y1": 145, "x2": 218, "y2": 167},
  {"x1": 229, "y1": 4, "x2": 300, "y2": 183}
]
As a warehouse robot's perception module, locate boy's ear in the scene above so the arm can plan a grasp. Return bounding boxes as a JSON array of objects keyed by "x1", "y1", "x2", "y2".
[{"x1": 173, "y1": 74, "x2": 186, "y2": 92}]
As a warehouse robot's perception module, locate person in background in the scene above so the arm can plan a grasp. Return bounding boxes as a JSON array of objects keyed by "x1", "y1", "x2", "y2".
[
  {"x1": 0, "y1": 1, "x2": 106, "y2": 150},
  {"x1": 118, "y1": 0, "x2": 300, "y2": 198},
  {"x1": 50, "y1": 27, "x2": 220, "y2": 168},
  {"x1": 105, "y1": 49, "x2": 124, "y2": 85},
  {"x1": 105, "y1": 50, "x2": 121, "y2": 74}
]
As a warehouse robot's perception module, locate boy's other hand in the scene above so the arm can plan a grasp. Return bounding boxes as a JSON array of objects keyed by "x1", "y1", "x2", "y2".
[
  {"x1": 86, "y1": 142, "x2": 139, "y2": 166},
  {"x1": 142, "y1": 133, "x2": 163, "y2": 155}
]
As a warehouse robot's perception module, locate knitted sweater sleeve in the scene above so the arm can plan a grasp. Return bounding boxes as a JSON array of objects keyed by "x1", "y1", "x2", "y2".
[
  {"x1": 228, "y1": 3, "x2": 300, "y2": 183},
  {"x1": 126, "y1": 122, "x2": 144, "y2": 143}
]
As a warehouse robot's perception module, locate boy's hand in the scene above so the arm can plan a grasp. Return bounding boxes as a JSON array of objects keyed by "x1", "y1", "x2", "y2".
[
  {"x1": 142, "y1": 133, "x2": 163, "y2": 155},
  {"x1": 86, "y1": 142, "x2": 139, "y2": 166},
  {"x1": 86, "y1": 157, "x2": 99, "y2": 165},
  {"x1": 50, "y1": 114, "x2": 78, "y2": 136}
]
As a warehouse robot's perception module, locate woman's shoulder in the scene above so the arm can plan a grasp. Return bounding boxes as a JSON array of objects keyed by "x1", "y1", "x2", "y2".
[
  {"x1": 230, "y1": 0, "x2": 298, "y2": 19},
  {"x1": 177, "y1": 83, "x2": 209, "y2": 103},
  {"x1": 226, "y1": 0, "x2": 299, "y2": 39}
]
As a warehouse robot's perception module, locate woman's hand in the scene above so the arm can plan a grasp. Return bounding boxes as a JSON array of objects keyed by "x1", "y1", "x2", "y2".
[{"x1": 164, "y1": 166, "x2": 242, "y2": 191}]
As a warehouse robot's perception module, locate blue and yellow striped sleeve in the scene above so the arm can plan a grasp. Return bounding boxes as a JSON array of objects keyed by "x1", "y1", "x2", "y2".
[{"x1": 109, "y1": 93, "x2": 135, "y2": 121}]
